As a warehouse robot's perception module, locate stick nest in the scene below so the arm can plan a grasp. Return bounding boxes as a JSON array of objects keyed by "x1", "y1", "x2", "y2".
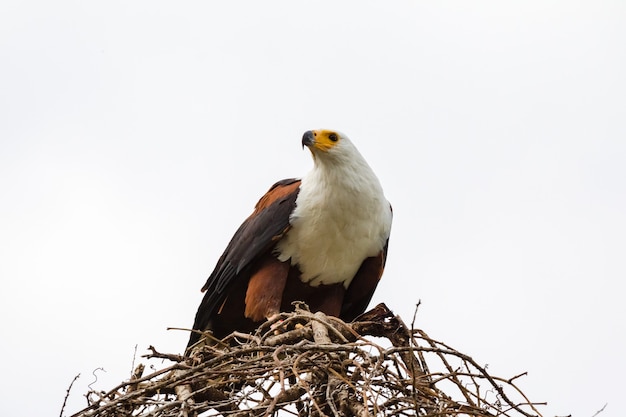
[{"x1": 69, "y1": 303, "x2": 544, "y2": 417}]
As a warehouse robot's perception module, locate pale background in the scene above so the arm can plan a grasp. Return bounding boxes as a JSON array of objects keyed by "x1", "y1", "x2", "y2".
[{"x1": 1, "y1": 1, "x2": 624, "y2": 416}]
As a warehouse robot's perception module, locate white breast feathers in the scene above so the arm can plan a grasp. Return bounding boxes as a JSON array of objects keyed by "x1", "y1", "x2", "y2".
[{"x1": 275, "y1": 145, "x2": 392, "y2": 287}]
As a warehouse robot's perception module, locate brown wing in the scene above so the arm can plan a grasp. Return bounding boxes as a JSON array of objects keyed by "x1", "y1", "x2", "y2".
[
  {"x1": 187, "y1": 178, "x2": 301, "y2": 349},
  {"x1": 340, "y1": 237, "x2": 390, "y2": 322}
]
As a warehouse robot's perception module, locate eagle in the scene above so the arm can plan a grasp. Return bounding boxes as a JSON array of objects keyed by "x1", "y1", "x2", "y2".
[{"x1": 187, "y1": 129, "x2": 392, "y2": 351}]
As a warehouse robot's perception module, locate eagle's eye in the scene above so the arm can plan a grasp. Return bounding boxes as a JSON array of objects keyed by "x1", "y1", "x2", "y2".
[{"x1": 328, "y1": 133, "x2": 338, "y2": 142}]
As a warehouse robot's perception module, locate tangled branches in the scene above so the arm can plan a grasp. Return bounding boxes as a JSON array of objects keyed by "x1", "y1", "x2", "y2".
[{"x1": 69, "y1": 303, "x2": 544, "y2": 417}]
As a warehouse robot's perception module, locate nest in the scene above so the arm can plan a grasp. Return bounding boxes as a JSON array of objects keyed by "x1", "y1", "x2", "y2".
[{"x1": 68, "y1": 303, "x2": 544, "y2": 417}]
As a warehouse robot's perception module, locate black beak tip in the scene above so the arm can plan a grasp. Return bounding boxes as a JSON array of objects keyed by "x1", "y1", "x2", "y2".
[{"x1": 302, "y1": 130, "x2": 314, "y2": 148}]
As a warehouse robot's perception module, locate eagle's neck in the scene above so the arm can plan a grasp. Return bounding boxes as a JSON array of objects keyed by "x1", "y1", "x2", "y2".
[{"x1": 309, "y1": 150, "x2": 383, "y2": 196}]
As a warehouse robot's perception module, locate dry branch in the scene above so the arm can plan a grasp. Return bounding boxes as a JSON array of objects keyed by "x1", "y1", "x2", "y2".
[{"x1": 68, "y1": 303, "x2": 545, "y2": 417}]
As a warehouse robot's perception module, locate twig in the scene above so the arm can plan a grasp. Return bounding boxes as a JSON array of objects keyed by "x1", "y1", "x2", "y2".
[
  {"x1": 144, "y1": 345, "x2": 184, "y2": 362},
  {"x1": 591, "y1": 403, "x2": 608, "y2": 417},
  {"x1": 87, "y1": 368, "x2": 105, "y2": 391},
  {"x1": 130, "y1": 344, "x2": 138, "y2": 378},
  {"x1": 59, "y1": 373, "x2": 80, "y2": 417}
]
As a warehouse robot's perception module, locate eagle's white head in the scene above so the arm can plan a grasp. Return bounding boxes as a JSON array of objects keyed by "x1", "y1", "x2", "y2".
[{"x1": 301, "y1": 129, "x2": 364, "y2": 165}]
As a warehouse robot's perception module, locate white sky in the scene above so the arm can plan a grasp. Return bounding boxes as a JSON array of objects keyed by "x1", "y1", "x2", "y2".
[{"x1": 1, "y1": 1, "x2": 625, "y2": 416}]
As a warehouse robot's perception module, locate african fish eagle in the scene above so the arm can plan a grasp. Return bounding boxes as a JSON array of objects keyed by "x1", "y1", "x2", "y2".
[{"x1": 187, "y1": 129, "x2": 392, "y2": 350}]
